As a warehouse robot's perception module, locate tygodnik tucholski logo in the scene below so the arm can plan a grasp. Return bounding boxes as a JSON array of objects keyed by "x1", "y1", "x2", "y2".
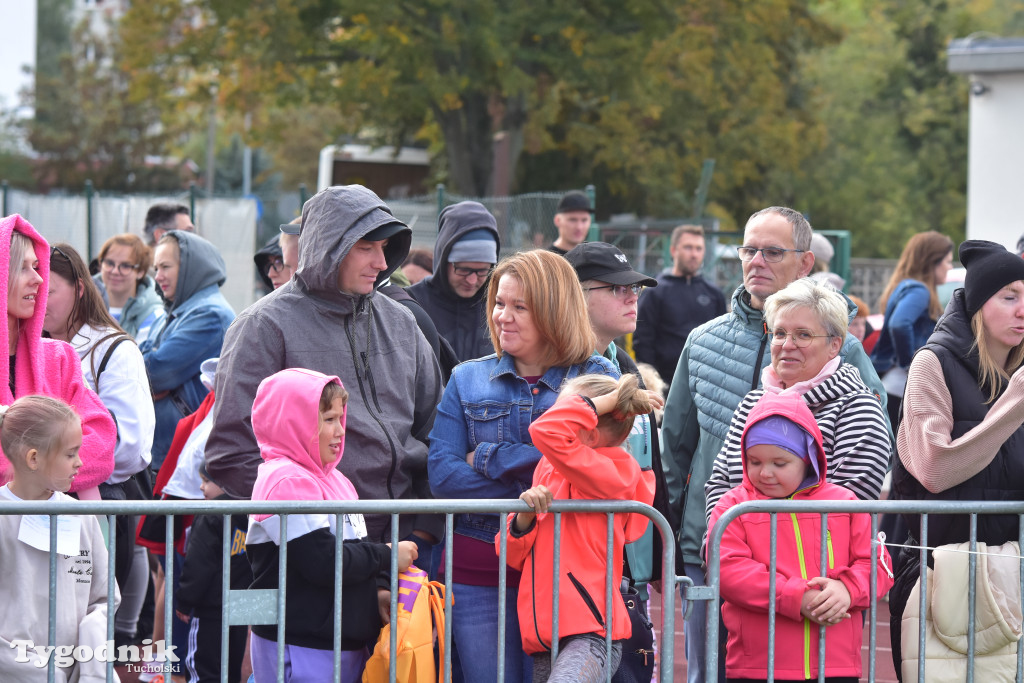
[{"x1": 9, "y1": 638, "x2": 179, "y2": 670}]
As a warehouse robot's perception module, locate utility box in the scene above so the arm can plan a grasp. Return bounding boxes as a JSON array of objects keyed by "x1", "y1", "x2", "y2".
[{"x1": 948, "y1": 37, "x2": 1024, "y2": 250}]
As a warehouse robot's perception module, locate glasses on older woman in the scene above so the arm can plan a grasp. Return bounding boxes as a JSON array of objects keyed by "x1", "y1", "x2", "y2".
[
  {"x1": 100, "y1": 258, "x2": 140, "y2": 275},
  {"x1": 770, "y1": 328, "x2": 833, "y2": 348}
]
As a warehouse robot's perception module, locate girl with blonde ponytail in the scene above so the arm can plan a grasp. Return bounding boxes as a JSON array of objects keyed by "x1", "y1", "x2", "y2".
[{"x1": 500, "y1": 374, "x2": 662, "y2": 682}]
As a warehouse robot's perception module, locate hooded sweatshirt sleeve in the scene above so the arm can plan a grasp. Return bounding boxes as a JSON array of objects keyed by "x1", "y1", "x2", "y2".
[{"x1": 205, "y1": 309, "x2": 284, "y2": 498}]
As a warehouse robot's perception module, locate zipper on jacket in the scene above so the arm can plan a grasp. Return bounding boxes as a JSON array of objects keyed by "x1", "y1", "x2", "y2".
[
  {"x1": 826, "y1": 530, "x2": 834, "y2": 569},
  {"x1": 751, "y1": 325, "x2": 769, "y2": 391},
  {"x1": 567, "y1": 572, "x2": 605, "y2": 628},
  {"x1": 789, "y1": 512, "x2": 812, "y2": 680},
  {"x1": 344, "y1": 316, "x2": 397, "y2": 500}
]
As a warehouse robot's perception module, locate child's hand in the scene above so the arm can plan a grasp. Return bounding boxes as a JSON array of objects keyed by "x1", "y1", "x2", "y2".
[
  {"x1": 514, "y1": 485, "x2": 552, "y2": 532},
  {"x1": 644, "y1": 390, "x2": 665, "y2": 412},
  {"x1": 803, "y1": 577, "x2": 853, "y2": 625},
  {"x1": 520, "y1": 485, "x2": 553, "y2": 514},
  {"x1": 377, "y1": 588, "x2": 391, "y2": 626},
  {"x1": 386, "y1": 540, "x2": 419, "y2": 572}
]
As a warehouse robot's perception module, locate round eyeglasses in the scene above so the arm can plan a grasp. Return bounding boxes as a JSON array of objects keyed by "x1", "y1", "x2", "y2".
[
  {"x1": 769, "y1": 328, "x2": 833, "y2": 348},
  {"x1": 100, "y1": 259, "x2": 141, "y2": 275}
]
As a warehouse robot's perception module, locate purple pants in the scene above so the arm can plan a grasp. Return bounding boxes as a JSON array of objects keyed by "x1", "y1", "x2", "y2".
[{"x1": 250, "y1": 632, "x2": 369, "y2": 683}]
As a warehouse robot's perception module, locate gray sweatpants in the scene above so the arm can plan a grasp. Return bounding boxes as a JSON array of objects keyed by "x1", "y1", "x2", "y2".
[{"x1": 532, "y1": 634, "x2": 622, "y2": 682}]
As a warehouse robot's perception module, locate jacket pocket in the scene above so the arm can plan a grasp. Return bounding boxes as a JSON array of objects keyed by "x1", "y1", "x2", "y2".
[
  {"x1": 567, "y1": 572, "x2": 605, "y2": 628},
  {"x1": 465, "y1": 402, "x2": 513, "y2": 446}
]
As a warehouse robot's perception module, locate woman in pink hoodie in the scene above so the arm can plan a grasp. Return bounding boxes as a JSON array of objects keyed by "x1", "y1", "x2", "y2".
[
  {"x1": 246, "y1": 368, "x2": 417, "y2": 682},
  {"x1": 708, "y1": 392, "x2": 894, "y2": 682},
  {"x1": 0, "y1": 214, "x2": 115, "y2": 494}
]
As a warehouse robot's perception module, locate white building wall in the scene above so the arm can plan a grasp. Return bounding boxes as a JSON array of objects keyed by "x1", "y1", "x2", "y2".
[{"x1": 966, "y1": 71, "x2": 1024, "y2": 248}]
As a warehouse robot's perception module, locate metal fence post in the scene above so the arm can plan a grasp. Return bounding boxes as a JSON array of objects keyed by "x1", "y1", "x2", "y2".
[
  {"x1": 299, "y1": 183, "x2": 308, "y2": 207},
  {"x1": 437, "y1": 183, "x2": 446, "y2": 215},
  {"x1": 189, "y1": 183, "x2": 197, "y2": 221},
  {"x1": 2, "y1": 180, "x2": 8, "y2": 216},
  {"x1": 585, "y1": 184, "x2": 599, "y2": 242}
]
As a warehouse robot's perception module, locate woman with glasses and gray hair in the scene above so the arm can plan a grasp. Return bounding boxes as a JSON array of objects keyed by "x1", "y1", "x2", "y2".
[{"x1": 704, "y1": 278, "x2": 891, "y2": 517}]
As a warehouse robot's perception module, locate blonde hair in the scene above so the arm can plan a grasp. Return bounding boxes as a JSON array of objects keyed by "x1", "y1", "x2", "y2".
[
  {"x1": 764, "y1": 278, "x2": 850, "y2": 340},
  {"x1": 8, "y1": 232, "x2": 35, "y2": 293},
  {"x1": 879, "y1": 231, "x2": 953, "y2": 320},
  {"x1": 971, "y1": 310, "x2": 1024, "y2": 404},
  {"x1": 0, "y1": 395, "x2": 79, "y2": 466},
  {"x1": 561, "y1": 373, "x2": 652, "y2": 446},
  {"x1": 486, "y1": 250, "x2": 597, "y2": 369}
]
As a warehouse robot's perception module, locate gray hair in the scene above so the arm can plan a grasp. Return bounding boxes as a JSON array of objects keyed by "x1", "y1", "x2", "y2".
[
  {"x1": 764, "y1": 278, "x2": 849, "y2": 340},
  {"x1": 746, "y1": 206, "x2": 812, "y2": 251}
]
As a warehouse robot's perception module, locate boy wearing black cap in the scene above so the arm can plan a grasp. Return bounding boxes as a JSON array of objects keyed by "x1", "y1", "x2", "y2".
[{"x1": 550, "y1": 190, "x2": 593, "y2": 255}]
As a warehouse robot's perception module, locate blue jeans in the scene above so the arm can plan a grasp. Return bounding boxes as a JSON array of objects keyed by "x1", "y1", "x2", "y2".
[
  {"x1": 451, "y1": 583, "x2": 531, "y2": 683},
  {"x1": 682, "y1": 563, "x2": 726, "y2": 683}
]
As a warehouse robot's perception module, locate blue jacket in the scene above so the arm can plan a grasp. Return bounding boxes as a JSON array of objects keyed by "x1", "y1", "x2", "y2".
[
  {"x1": 141, "y1": 231, "x2": 235, "y2": 468},
  {"x1": 871, "y1": 279, "x2": 936, "y2": 374},
  {"x1": 662, "y1": 284, "x2": 889, "y2": 565},
  {"x1": 428, "y1": 351, "x2": 616, "y2": 542}
]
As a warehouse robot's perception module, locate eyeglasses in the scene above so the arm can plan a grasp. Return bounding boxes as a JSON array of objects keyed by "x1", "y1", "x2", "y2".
[
  {"x1": 583, "y1": 283, "x2": 645, "y2": 298},
  {"x1": 769, "y1": 328, "x2": 833, "y2": 347},
  {"x1": 736, "y1": 246, "x2": 805, "y2": 263},
  {"x1": 263, "y1": 257, "x2": 286, "y2": 276},
  {"x1": 451, "y1": 264, "x2": 494, "y2": 279},
  {"x1": 100, "y1": 258, "x2": 140, "y2": 275}
]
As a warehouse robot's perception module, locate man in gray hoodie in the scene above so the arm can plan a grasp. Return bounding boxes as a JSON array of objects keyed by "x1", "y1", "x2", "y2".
[{"x1": 205, "y1": 185, "x2": 445, "y2": 544}]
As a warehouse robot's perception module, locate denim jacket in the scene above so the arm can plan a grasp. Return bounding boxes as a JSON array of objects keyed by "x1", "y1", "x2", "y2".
[
  {"x1": 428, "y1": 351, "x2": 617, "y2": 542},
  {"x1": 141, "y1": 284, "x2": 235, "y2": 468},
  {"x1": 871, "y1": 279, "x2": 936, "y2": 374}
]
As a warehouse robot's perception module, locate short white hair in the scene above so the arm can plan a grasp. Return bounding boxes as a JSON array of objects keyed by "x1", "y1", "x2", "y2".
[{"x1": 764, "y1": 278, "x2": 849, "y2": 339}]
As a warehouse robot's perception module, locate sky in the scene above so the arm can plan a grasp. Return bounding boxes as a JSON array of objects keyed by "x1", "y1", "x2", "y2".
[{"x1": 0, "y1": 0, "x2": 37, "y2": 117}]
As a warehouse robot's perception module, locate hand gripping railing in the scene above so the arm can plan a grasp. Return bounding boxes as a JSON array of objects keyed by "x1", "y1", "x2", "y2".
[{"x1": 0, "y1": 497, "x2": 679, "y2": 683}]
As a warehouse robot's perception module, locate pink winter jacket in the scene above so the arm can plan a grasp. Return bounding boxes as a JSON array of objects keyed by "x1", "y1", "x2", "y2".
[
  {"x1": 708, "y1": 392, "x2": 894, "y2": 680},
  {"x1": 0, "y1": 215, "x2": 116, "y2": 491}
]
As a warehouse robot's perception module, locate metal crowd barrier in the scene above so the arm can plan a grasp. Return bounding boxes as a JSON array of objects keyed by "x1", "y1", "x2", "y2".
[
  {"x1": 0, "y1": 498, "x2": 678, "y2": 683},
  {"x1": 704, "y1": 499, "x2": 1024, "y2": 683}
]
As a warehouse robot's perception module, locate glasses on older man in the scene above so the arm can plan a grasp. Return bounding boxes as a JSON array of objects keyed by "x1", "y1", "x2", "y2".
[
  {"x1": 769, "y1": 328, "x2": 833, "y2": 347},
  {"x1": 100, "y1": 258, "x2": 140, "y2": 275},
  {"x1": 583, "y1": 284, "x2": 644, "y2": 299},
  {"x1": 736, "y1": 246, "x2": 805, "y2": 263}
]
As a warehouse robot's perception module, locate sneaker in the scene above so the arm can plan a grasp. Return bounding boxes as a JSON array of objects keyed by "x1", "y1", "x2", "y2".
[{"x1": 135, "y1": 661, "x2": 166, "y2": 682}]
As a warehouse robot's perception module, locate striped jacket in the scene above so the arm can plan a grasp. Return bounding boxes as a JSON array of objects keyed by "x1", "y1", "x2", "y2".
[{"x1": 704, "y1": 362, "x2": 891, "y2": 521}]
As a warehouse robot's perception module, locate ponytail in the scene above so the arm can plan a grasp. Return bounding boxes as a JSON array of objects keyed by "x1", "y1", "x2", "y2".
[
  {"x1": 0, "y1": 396, "x2": 79, "y2": 466},
  {"x1": 561, "y1": 373, "x2": 652, "y2": 446}
]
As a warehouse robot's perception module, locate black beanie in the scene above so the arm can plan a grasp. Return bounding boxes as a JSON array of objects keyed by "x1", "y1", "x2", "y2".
[{"x1": 960, "y1": 240, "x2": 1024, "y2": 316}]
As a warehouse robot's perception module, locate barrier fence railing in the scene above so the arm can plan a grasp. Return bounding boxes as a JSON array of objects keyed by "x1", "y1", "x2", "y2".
[
  {"x1": 705, "y1": 499, "x2": 1024, "y2": 683},
  {"x1": 0, "y1": 498, "x2": 678, "y2": 683}
]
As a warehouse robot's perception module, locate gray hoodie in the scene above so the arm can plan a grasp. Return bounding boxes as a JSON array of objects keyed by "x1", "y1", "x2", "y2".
[{"x1": 205, "y1": 185, "x2": 444, "y2": 542}]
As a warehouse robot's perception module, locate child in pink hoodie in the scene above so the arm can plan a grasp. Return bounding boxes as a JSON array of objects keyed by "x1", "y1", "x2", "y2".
[
  {"x1": 246, "y1": 368, "x2": 417, "y2": 683},
  {"x1": 708, "y1": 392, "x2": 894, "y2": 682}
]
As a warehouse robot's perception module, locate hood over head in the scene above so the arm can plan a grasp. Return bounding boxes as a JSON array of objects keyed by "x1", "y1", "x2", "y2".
[
  {"x1": 0, "y1": 214, "x2": 50, "y2": 402},
  {"x1": 296, "y1": 185, "x2": 411, "y2": 298},
  {"x1": 433, "y1": 201, "x2": 500, "y2": 298},
  {"x1": 250, "y1": 368, "x2": 358, "y2": 513},
  {"x1": 160, "y1": 230, "x2": 227, "y2": 312},
  {"x1": 253, "y1": 234, "x2": 283, "y2": 290},
  {"x1": 740, "y1": 392, "x2": 827, "y2": 497}
]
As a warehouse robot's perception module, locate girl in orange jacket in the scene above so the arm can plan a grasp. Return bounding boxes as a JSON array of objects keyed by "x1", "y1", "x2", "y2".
[{"x1": 499, "y1": 373, "x2": 659, "y2": 682}]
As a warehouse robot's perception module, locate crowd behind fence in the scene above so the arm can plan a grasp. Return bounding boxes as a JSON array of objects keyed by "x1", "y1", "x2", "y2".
[{"x1": 0, "y1": 498, "x2": 677, "y2": 683}]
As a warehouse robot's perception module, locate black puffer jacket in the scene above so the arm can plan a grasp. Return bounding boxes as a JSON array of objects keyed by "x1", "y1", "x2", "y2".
[
  {"x1": 408, "y1": 201, "x2": 500, "y2": 363},
  {"x1": 889, "y1": 289, "x2": 1024, "y2": 669}
]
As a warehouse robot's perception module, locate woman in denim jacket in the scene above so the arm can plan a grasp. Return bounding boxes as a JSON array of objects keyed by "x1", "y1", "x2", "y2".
[
  {"x1": 428, "y1": 250, "x2": 616, "y2": 683},
  {"x1": 141, "y1": 231, "x2": 235, "y2": 470}
]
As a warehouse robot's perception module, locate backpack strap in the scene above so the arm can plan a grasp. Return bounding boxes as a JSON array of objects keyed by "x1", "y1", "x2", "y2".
[{"x1": 90, "y1": 334, "x2": 132, "y2": 390}]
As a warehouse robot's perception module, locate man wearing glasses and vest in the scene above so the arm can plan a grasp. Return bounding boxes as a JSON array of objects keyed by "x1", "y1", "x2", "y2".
[{"x1": 661, "y1": 206, "x2": 889, "y2": 683}]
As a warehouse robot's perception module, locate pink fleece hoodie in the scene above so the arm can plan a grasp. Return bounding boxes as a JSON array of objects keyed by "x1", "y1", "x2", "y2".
[
  {"x1": 250, "y1": 368, "x2": 357, "y2": 519},
  {"x1": 0, "y1": 215, "x2": 116, "y2": 491}
]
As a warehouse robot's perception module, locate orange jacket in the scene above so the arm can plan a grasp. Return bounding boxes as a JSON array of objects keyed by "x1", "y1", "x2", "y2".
[{"x1": 498, "y1": 395, "x2": 655, "y2": 654}]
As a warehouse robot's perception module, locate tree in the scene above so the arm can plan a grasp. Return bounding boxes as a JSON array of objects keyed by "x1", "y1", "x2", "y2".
[{"x1": 26, "y1": 17, "x2": 184, "y2": 192}]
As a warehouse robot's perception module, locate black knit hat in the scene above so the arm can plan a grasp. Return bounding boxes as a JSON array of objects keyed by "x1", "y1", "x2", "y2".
[{"x1": 960, "y1": 240, "x2": 1024, "y2": 316}]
